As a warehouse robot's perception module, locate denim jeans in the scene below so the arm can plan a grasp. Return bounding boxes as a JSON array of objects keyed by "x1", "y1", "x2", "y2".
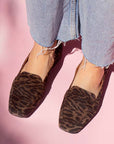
[{"x1": 25, "y1": 0, "x2": 114, "y2": 68}]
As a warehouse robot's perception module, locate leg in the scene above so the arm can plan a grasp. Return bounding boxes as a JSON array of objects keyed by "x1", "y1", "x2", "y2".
[
  {"x1": 59, "y1": 0, "x2": 114, "y2": 134},
  {"x1": 71, "y1": 0, "x2": 114, "y2": 98},
  {"x1": 21, "y1": 0, "x2": 64, "y2": 81},
  {"x1": 79, "y1": 0, "x2": 114, "y2": 67},
  {"x1": 8, "y1": 0, "x2": 64, "y2": 118}
]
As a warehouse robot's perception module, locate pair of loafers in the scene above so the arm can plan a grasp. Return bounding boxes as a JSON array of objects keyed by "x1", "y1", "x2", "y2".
[{"x1": 9, "y1": 43, "x2": 110, "y2": 134}]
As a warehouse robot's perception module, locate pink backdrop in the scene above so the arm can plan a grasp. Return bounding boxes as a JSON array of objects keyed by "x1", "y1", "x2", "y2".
[{"x1": 0, "y1": 1, "x2": 114, "y2": 144}]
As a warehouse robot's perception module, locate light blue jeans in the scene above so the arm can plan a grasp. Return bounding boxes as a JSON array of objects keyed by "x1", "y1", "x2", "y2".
[{"x1": 25, "y1": 0, "x2": 114, "y2": 68}]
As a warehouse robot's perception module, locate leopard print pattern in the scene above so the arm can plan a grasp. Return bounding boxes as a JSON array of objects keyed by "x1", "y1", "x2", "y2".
[
  {"x1": 9, "y1": 43, "x2": 63, "y2": 118},
  {"x1": 9, "y1": 72, "x2": 45, "y2": 117},
  {"x1": 59, "y1": 68, "x2": 108, "y2": 133}
]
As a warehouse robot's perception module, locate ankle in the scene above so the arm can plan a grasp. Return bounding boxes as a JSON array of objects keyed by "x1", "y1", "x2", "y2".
[
  {"x1": 81, "y1": 56, "x2": 104, "y2": 72},
  {"x1": 33, "y1": 40, "x2": 58, "y2": 55}
]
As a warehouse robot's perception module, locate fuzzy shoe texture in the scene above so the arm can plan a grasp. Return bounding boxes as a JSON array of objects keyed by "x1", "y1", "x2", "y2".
[
  {"x1": 9, "y1": 43, "x2": 63, "y2": 118},
  {"x1": 59, "y1": 62, "x2": 110, "y2": 134}
]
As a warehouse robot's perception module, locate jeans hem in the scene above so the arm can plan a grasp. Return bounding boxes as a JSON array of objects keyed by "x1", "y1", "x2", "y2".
[{"x1": 81, "y1": 48, "x2": 114, "y2": 69}]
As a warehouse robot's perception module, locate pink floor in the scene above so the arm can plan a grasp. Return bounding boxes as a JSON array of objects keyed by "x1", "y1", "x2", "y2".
[{"x1": 0, "y1": 1, "x2": 114, "y2": 144}]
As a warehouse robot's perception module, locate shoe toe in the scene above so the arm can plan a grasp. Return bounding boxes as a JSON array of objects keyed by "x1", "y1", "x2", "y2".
[
  {"x1": 59, "y1": 86, "x2": 99, "y2": 133},
  {"x1": 9, "y1": 72, "x2": 45, "y2": 118}
]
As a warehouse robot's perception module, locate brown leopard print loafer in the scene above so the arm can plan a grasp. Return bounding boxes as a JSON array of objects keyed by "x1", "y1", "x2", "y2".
[
  {"x1": 59, "y1": 62, "x2": 111, "y2": 134},
  {"x1": 9, "y1": 43, "x2": 63, "y2": 118}
]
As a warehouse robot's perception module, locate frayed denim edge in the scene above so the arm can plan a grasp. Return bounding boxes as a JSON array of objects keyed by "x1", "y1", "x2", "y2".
[
  {"x1": 81, "y1": 48, "x2": 114, "y2": 70},
  {"x1": 56, "y1": 34, "x2": 81, "y2": 47}
]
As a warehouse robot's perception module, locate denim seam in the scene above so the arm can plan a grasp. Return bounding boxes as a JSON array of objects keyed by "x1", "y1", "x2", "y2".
[
  {"x1": 70, "y1": 0, "x2": 76, "y2": 39},
  {"x1": 75, "y1": 0, "x2": 80, "y2": 38}
]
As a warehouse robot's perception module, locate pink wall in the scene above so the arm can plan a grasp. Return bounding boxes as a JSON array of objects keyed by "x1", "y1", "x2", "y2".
[{"x1": 0, "y1": 1, "x2": 114, "y2": 144}]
